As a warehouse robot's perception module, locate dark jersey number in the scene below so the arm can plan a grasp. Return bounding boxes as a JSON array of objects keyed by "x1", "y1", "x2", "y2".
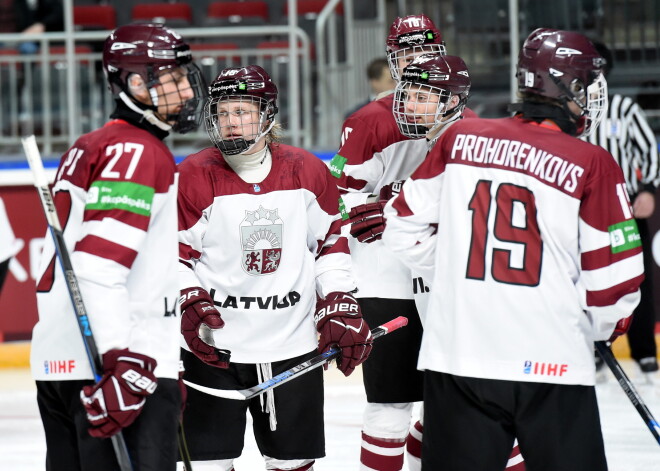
[{"x1": 466, "y1": 180, "x2": 542, "y2": 286}]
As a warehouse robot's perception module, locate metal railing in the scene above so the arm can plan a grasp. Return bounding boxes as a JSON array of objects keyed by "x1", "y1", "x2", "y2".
[
  {"x1": 0, "y1": 26, "x2": 313, "y2": 156},
  {"x1": 315, "y1": 0, "x2": 388, "y2": 149}
]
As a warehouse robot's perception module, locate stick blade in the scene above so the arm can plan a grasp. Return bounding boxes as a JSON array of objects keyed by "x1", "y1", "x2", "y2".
[{"x1": 182, "y1": 379, "x2": 249, "y2": 401}]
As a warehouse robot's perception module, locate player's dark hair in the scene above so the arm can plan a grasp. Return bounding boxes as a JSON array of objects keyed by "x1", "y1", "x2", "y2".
[
  {"x1": 366, "y1": 58, "x2": 389, "y2": 80},
  {"x1": 591, "y1": 41, "x2": 614, "y2": 77}
]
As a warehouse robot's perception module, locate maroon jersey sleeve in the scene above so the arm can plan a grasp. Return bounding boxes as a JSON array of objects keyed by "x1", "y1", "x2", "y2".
[{"x1": 329, "y1": 95, "x2": 408, "y2": 192}]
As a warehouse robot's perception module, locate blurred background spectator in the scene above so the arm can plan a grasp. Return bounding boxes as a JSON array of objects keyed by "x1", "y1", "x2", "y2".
[{"x1": 345, "y1": 57, "x2": 396, "y2": 118}]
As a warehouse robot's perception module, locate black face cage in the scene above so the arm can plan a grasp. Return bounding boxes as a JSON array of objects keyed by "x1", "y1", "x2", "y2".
[
  {"x1": 125, "y1": 62, "x2": 207, "y2": 134},
  {"x1": 170, "y1": 63, "x2": 207, "y2": 134},
  {"x1": 204, "y1": 94, "x2": 274, "y2": 155}
]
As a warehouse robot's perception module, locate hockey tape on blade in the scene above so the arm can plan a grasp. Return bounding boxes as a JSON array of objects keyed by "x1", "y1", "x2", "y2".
[{"x1": 183, "y1": 379, "x2": 247, "y2": 401}]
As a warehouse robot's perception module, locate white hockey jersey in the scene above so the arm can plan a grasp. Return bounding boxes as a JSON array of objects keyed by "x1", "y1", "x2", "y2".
[
  {"x1": 330, "y1": 95, "x2": 424, "y2": 300},
  {"x1": 31, "y1": 120, "x2": 182, "y2": 381},
  {"x1": 331, "y1": 95, "x2": 477, "y2": 301},
  {"x1": 178, "y1": 144, "x2": 355, "y2": 364},
  {"x1": 383, "y1": 116, "x2": 644, "y2": 386}
]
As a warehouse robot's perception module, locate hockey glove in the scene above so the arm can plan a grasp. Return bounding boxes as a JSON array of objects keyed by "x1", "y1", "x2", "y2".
[
  {"x1": 180, "y1": 287, "x2": 231, "y2": 368},
  {"x1": 609, "y1": 315, "x2": 634, "y2": 343},
  {"x1": 80, "y1": 349, "x2": 158, "y2": 438},
  {"x1": 315, "y1": 292, "x2": 373, "y2": 376},
  {"x1": 348, "y1": 180, "x2": 404, "y2": 243}
]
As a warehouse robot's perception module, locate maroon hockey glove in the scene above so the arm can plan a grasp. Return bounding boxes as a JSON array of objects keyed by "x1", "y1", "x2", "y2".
[
  {"x1": 609, "y1": 315, "x2": 633, "y2": 343},
  {"x1": 80, "y1": 349, "x2": 158, "y2": 438},
  {"x1": 348, "y1": 180, "x2": 404, "y2": 243},
  {"x1": 315, "y1": 292, "x2": 373, "y2": 376},
  {"x1": 180, "y1": 287, "x2": 231, "y2": 368}
]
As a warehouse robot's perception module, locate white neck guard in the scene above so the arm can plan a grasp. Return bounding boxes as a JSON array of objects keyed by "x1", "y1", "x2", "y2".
[{"x1": 222, "y1": 144, "x2": 272, "y2": 184}]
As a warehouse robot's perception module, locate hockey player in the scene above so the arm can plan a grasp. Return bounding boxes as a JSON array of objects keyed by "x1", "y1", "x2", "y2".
[
  {"x1": 331, "y1": 14, "x2": 525, "y2": 471},
  {"x1": 30, "y1": 23, "x2": 206, "y2": 470},
  {"x1": 382, "y1": 28, "x2": 642, "y2": 470},
  {"x1": 329, "y1": 15, "x2": 447, "y2": 470},
  {"x1": 176, "y1": 64, "x2": 372, "y2": 471}
]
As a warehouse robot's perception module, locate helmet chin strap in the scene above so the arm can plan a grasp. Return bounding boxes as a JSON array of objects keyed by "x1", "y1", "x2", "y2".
[
  {"x1": 241, "y1": 119, "x2": 275, "y2": 155},
  {"x1": 548, "y1": 75, "x2": 587, "y2": 124},
  {"x1": 426, "y1": 100, "x2": 464, "y2": 141},
  {"x1": 119, "y1": 91, "x2": 172, "y2": 132}
]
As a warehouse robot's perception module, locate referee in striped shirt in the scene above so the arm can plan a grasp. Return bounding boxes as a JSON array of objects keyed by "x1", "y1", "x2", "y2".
[{"x1": 588, "y1": 42, "x2": 659, "y2": 374}]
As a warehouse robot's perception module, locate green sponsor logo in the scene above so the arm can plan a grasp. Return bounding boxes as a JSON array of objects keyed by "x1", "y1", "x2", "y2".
[
  {"x1": 329, "y1": 154, "x2": 347, "y2": 178},
  {"x1": 421, "y1": 72, "x2": 429, "y2": 79},
  {"x1": 426, "y1": 32, "x2": 434, "y2": 40},
  {"x1": 338, "y1": 197, "x2": 349, "y2": 221},
  {"x1": 86, "y1": 181, "x2": 155, "y2": 217},
  {"x1": 608, "y1": 219, "x2": 642, "y2": 253},
  {"x1": 239, "y1": 82, "x2": 247, "y2": 90}
]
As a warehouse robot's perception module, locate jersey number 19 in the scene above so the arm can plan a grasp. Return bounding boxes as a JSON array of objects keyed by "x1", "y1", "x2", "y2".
[{"x1": 466, "y1": 180, "x2": 542, "y2": 287}]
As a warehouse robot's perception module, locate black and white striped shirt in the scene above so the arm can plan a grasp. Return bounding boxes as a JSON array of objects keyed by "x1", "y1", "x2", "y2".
[{"x1": 587, "y1": 94, "x2": 659, "y2": 196}]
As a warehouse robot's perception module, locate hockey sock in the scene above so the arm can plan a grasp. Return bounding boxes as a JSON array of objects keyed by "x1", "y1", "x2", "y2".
[
  {"x1": 265, "y1": 457, "x2": 315, "y2": 471},
  {"x1": 269, "y1": 462, "x2": 314, "y2": 471},
  {"x1": 405, "y1": 420, "x2": 423, "y2": 471},
  {"x1": 178, "y1": 460, "x2": 234, "y2": 471},
  {"x1": 505, "y1": 440, "x2": 525, "y2": 470},
  {"x1": 360, "y1": 432, "x2": 406, "y2": 471}
]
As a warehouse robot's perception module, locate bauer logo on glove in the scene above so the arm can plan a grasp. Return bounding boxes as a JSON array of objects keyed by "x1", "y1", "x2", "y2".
[
  {"x1": 121, "y1": 368, "x2": 158, "y2": 394},
  {"x1": 314, "y1": 298, "x2": 360, "y2": 323},
  {"x1": 314, "y1": 292, "x2": 373, "y2": 376}
]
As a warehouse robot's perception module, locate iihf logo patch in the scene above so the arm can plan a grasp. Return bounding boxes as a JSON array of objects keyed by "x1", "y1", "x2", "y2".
[
  {"x1": 523, "y1": 361, "x2": 532, "y2": 374},
  {"x1": 240, "y1": 205, "x2": 282, "y2": 275},
  {"x1": 253, "y1": 184, "x2": 261, "y2": 192}
]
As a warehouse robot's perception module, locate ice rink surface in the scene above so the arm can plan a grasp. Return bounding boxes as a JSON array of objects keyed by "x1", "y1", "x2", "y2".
[{"x1": 1, "y1": 360, "x2": 660, "y2": 470}]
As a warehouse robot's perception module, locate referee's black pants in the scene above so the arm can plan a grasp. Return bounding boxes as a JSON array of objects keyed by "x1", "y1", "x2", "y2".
[{"x1": 627, "y1": 218, "x2": 657, "y2": 362}]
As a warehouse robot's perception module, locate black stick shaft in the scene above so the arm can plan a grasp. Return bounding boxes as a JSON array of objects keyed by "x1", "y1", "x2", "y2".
[{"x1": 595, "y1": 341, "x2": 660, "y2": 445}]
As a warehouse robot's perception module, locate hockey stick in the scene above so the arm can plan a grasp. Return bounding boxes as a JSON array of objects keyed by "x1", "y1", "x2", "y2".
[
  {"x1": 595, "y1": 341, "x2": 660, "y2": 445},
  {"x1": 21, "y1": 136, "x2": 134, "y2": 471},
  {"x1": 184, "y1": 315, "x2": 409, "y2": 401}
]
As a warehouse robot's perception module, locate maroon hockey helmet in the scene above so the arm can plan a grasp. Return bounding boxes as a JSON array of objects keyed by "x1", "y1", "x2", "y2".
[
  {"x1": 394, "y1": 54, "x2": 471, "y2": 138},
  {"x1": 104, "y1": 23, "x2": 193, "y2": 95},
  {"x1": 205, "y1": 65, "x2": 279, "y2": 155},
  {"x1": 386, "y1": 14, "x2": 445, "y2": 80},
  {"x1": 102, "y1": 23, "x2": 206, "y2": 133},
  {"x1": 517, "y1": 28, "x2": 608, "y2": 136}
]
